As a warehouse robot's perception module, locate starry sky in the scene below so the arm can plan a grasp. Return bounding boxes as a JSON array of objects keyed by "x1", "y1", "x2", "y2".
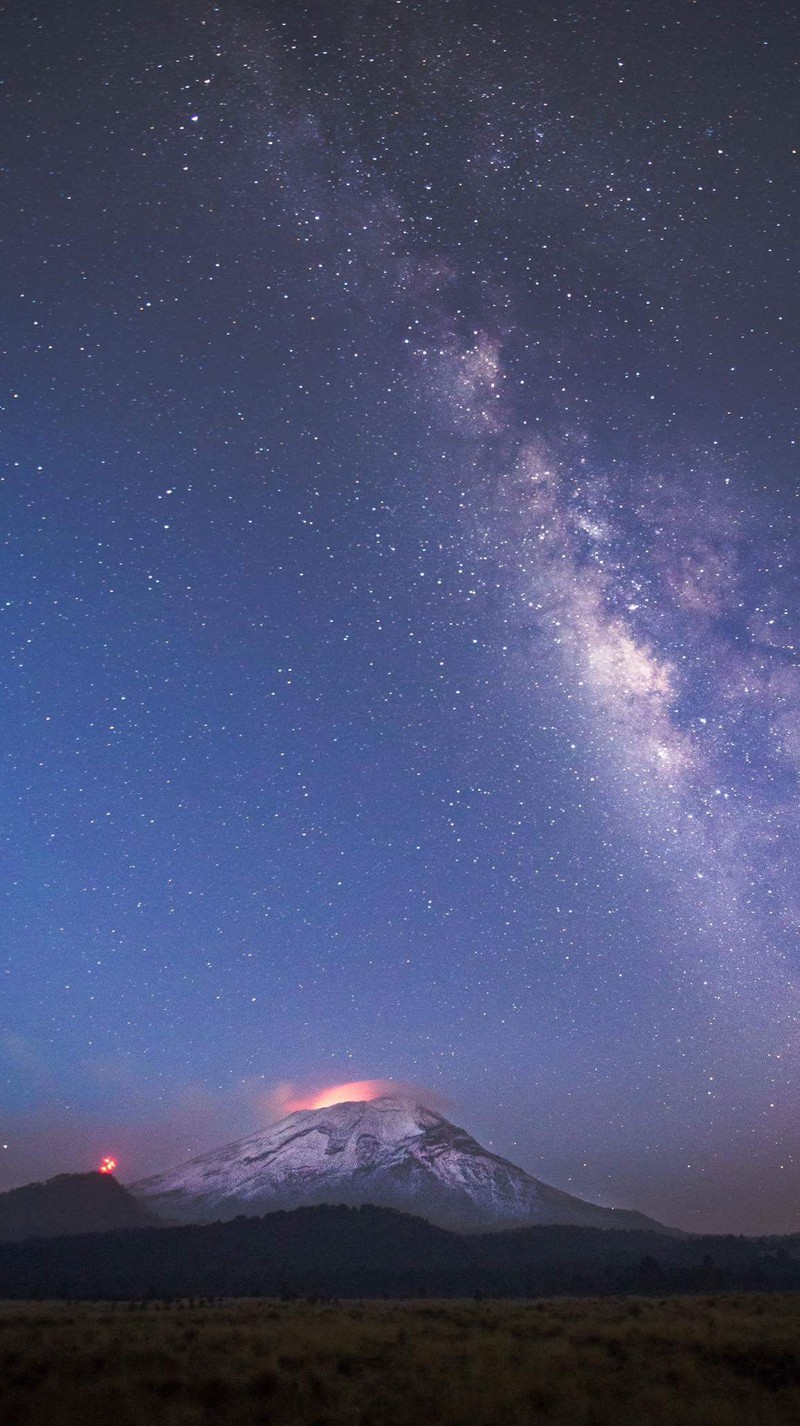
[{"x1": 1, "y1": 0, "x2": 798, "y2": 1234}]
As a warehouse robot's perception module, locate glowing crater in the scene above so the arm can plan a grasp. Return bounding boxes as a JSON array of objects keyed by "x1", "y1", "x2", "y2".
[{"x1": 288, "y1": 1080, "x2": 394, "y2": 1112}]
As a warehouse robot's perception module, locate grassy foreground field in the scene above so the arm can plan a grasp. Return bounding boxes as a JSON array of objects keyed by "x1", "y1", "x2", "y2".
[{"x1": 2, "y1": 1294, "x2": 800, "y2": 1425}]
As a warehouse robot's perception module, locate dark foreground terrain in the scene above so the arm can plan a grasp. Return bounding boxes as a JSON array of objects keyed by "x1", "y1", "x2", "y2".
[
  {"x1": 2, "y1": 1295, "x2": 800, "y2": 1425},
  {"x1": 2, "y1": 1204, "x2": 800, "y2": 1298}
]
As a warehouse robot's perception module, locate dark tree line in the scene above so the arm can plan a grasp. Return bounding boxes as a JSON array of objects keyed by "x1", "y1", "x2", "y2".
[{"x1": 1, "y1": 1204, "x2": 799, "y2": 1300}]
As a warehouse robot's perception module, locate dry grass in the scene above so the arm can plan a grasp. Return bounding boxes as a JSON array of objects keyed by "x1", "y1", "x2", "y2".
[{"x1": 1, "y1": 1294, "x2": 800, "y2": 1425}]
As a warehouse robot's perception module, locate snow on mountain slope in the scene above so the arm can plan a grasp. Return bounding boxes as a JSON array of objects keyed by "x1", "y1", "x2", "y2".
[{"x1": 130, "y1": 1096, "x2": 671, "y2": 1234}]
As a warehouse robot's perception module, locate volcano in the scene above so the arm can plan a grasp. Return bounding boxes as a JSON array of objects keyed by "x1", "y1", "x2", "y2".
[{"x1": 130, "y1": 1096, "x2": 672, "y2": 1234}]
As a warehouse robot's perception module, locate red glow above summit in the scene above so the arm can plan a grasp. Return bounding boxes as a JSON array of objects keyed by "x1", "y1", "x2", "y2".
[
  {"x1": 288, "y1": 1080, "x2": 391, "y2": 1112},
  {"x1": 98, "y1": 1155, "x2": 118, "y2": 1174}
]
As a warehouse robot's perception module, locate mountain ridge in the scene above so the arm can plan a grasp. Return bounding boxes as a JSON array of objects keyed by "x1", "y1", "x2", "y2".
[
  {"x1": 0, "y1": 1171, "x2": 160, "y2": 1242},
  {"x1": 1, "y1": 1203, "x2": 799, "y2": 1300},
  {"x1": 130, "y1": 1094, "x2": 676, "y2": 1235}
]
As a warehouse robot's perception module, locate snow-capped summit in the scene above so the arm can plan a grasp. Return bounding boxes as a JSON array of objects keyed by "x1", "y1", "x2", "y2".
[{"x1": 130, "y1": 1095, "x2": 670, "y2": 1234}]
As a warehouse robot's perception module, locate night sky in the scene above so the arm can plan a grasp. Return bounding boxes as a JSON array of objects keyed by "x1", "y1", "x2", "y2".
[{"x1": 1, "y1": 0, "x2": 798, "y2": 1234}]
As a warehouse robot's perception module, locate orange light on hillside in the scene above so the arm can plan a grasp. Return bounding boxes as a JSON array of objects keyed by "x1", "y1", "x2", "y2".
[{"x1": 99, "y1": 1155, "x2": 117, "y2": 1174}]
